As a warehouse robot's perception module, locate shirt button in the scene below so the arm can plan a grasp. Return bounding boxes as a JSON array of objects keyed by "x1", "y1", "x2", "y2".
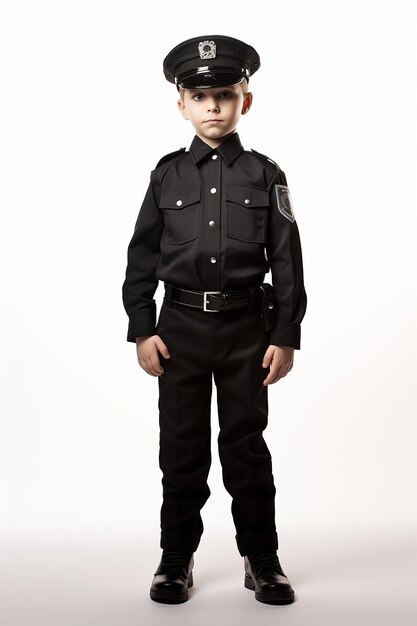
[
  {"x1": 210, "y1": 257, "x2": 217, "y2": 263},
  {"x1": 244, "y1": 198, "x2": 251, "y2": 205},
  {"x1": 176, "y1": 199, "x2": 183, "y2": 206},
  {"x1": 212, "y1": 154, "x2": 218, "y2": 160},
  {"x1": 209, "y1": 220, "x2": 215, "y2": 227},
  {"x1": 210, "y1": 187, "x2": 217, "y2": 194}
]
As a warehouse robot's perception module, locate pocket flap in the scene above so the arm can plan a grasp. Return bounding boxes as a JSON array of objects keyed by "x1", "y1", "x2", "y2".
[
  {"x1": 159, "y1": 187, "x2": 201, "y2": 209},
  {"x1": 226, "y1": 185, "x2": 269, "y2": 207}
]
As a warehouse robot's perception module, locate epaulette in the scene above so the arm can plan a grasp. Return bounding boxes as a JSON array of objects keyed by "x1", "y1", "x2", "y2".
[
  {"x1": 251, "y1": 148, "x2": 279, "y2": 170},
  {"x1": 155, "y1": 147, "x2": 186, "y2": 169}
]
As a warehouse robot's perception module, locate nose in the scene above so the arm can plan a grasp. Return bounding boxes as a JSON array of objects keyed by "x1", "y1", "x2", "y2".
[{"x1": 207, "y1": 98, "x2": 220, "y2": 112}]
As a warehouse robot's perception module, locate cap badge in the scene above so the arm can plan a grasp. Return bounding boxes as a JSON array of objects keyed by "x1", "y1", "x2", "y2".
[{"x1": 198, "y1": 40, "x2": 216, "y2": 60}]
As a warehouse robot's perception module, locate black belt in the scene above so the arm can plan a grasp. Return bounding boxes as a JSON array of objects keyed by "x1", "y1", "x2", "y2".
[{"x1": 163, "y1": 282, "x2": 260, "y2": 313}]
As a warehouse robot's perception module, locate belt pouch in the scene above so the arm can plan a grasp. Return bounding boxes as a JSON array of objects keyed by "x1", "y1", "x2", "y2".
[{"x1": 259, "y1": 283, "x2": 277, "y2": 332}]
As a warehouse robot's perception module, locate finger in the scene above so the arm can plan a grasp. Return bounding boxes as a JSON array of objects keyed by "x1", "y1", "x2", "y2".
[
  {"x1": 138, "y1": 357, "x2": 147, "y2": 371},
  {"x1": 276, "y1": 363, "x2": 291, "y2": 380},
  {"x1": 262, "y1": 348, "x2": 274, "y2": 366},
  {"x1": 263, "y1": 366, "x2": 279, "y2": 385},
  {"x1": 156, "y1": 339, "x2": 171, "y2": 359},
  {"x1": 262, "y1": 354, "x2": 271, "y2": 367},
  {"x1": 268, "y1": 372, "x2": 282, "y2": 384},
  {"x1": 145, "y1": 355, "x2": 160, "y2": 377},
  {"x1": 264, "y1": 364, "x2": 284, "y2": 385},
  {"x1": 150, "y1": 355, "x2": 164, "y2": 375},
  {"x1": 271, "y1": 370, "x2": 283, "y2": 383}
]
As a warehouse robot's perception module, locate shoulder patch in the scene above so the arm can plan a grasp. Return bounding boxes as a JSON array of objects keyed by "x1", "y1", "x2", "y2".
[
  {"x1": 251, "y1": 148, "x2": 279, "y2": 169},
  {"x1": 274, "y1": 184, "x2": 295, "y2": 223},
  {"x1": 155, "y1": 147, "x2": 186, "y2": 169}
]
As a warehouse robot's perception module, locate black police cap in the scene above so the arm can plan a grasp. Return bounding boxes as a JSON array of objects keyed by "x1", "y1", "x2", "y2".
[{"x1": 163, "y1": 35, "x2": 260, "y2": 91}]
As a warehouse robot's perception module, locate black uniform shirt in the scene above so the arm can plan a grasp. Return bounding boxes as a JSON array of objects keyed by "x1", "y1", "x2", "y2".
[{"x1": 122, "y1": 131, "x2": 307, "y2": 348}]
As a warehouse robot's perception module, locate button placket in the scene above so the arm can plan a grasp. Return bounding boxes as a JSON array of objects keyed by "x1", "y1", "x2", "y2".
[{"x1": 207, "y1": 153, "x2": 221, "y2": 287}]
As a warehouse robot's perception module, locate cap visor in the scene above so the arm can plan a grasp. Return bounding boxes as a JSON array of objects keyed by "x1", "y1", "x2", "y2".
[{"x1": 179, "y1": 72, "x2": 245, "y2": 89}]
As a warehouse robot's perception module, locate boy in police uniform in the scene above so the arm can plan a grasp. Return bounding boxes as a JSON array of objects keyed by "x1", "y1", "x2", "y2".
[{"x1": 122, "y1": 35, "x2": 307, "y2": 605}]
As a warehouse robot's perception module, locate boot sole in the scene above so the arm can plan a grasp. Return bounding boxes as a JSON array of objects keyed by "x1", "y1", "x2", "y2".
[
  {"x1": 244, "y1": 573, "x2": 295, "y2": 605},
  {"x1": 150, "y1": 571, "x2": 193, "y2": 604}
]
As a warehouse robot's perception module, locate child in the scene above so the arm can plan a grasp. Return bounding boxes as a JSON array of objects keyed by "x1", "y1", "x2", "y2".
[{"x1": 122, "y1": 35, "x2": 307, "y2": 605}]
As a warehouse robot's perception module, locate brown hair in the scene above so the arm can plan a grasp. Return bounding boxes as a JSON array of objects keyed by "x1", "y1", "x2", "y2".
[{"x1": 178, "y1": 78, "x2": 249, "y2": 102}]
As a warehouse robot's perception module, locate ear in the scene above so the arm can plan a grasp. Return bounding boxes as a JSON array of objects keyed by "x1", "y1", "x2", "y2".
[
  {"x1": 241, "y1": 92, "x2": 253, "y2": 115},
  {"x1": 177, "y1": 99, "x2": 190, "y2": 120}
]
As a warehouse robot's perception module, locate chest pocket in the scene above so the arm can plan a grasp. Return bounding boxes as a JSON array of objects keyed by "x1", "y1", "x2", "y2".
[
  {"x1": 226, "y1": 185, "x2": 269, "y2": 243},
  {"x1": 159, "y1": 187, "x2": 201, "y2": 244}
]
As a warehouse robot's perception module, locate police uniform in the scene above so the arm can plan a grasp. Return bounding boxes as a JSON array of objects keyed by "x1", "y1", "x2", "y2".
[{"x1": 122, "y1": 35, "x2": 307, "y2": 561}]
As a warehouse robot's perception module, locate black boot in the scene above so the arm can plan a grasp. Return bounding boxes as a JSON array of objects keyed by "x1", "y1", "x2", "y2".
[
  {"x1": 150, "y1": 550, "x2": 194, "y2": 604},
  {"x1": 244, "y1": 551, "x2": 295, "y2": 604}
]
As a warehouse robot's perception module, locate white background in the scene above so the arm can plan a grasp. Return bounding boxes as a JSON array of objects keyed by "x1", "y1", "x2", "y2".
[{"x1": 1, "y1": 1, "x2": 416, "y2": 624}]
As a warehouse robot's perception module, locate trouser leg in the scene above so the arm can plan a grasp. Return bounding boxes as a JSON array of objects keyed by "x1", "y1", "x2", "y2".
[
  {"x1": 156, "y1": 301, "x2": 213, "y2": 553},
  {"x1": 212, "y1": 307, "x2": 279, "y2": 557}
]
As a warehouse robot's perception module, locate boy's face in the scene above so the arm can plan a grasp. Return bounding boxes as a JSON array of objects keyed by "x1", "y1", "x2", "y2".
[{"x1": 177, "y1": 83, "x2": 253, "y2": 146}]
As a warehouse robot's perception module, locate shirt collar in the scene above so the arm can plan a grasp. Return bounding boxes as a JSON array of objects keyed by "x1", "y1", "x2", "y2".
[{"x1": 189, "y1": 131, "x2": 244, "y2": 166}]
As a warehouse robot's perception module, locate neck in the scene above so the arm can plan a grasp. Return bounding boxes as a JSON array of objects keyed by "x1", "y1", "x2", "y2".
[{"x1": 196, "y1": 129, "x2": 236, "y2": 149}]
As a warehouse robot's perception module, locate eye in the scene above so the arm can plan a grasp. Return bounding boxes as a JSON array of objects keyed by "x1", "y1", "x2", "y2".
[
  {"x1": 192, "y1": 93, "x2": 204, "y2": 101},
  {"x1": 219, "y1": 91, "x2": 233, "y2": 99}
]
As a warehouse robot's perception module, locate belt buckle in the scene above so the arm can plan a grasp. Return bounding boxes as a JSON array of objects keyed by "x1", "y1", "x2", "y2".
[{"x1": 203, "y1": 291, "x2": 222, "y2": 312}]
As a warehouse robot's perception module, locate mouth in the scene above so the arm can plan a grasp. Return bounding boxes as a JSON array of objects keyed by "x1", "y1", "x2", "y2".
[{"x1": 204, "y1": 119, "x2": 223, "y2": 124}]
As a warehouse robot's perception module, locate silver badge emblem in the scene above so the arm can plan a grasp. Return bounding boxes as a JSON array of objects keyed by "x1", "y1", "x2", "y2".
[
  {"x1": 274, "y1": 185, "x2": 295, "y2": 222},
  {"x1": 198, "y1": 40, "x2": 216, "y2": 59}
]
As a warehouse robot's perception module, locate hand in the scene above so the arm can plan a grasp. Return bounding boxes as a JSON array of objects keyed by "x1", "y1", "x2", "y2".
[
  {"x1": 262, "y1": 345, "x2": 294, "y2": 385},
  {"x1": 135, "y1": 335, "x2": 171, "y2": 377}
]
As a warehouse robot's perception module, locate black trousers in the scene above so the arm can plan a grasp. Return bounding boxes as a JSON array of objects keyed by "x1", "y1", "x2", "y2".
[{"x1": 155, "y1": 287, "x2": 279, "y2": 557}]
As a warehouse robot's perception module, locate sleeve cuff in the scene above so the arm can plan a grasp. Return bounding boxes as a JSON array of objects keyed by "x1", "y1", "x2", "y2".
[
  {"x1": 269, "y1": 323, "x2": 301, "y2": 350},
  {"x1": 126, "y1": 309, "x2": 157, "y2": 343}
]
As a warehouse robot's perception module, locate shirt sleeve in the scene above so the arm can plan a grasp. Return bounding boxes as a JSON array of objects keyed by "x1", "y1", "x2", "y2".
[
  {"x1": 265, "y1": 167, "x2": 308, "y2": 349},
  {"x1": 122, "y1": 168, "x2": 164, "y2": 342}
]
